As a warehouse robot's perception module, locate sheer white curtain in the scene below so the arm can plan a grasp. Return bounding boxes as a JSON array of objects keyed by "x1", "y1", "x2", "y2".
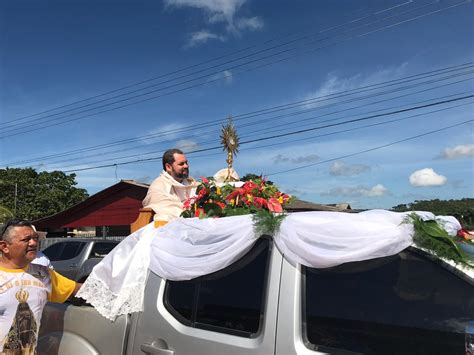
[{"x1": 77, "y1": 210, "x2": 462, "y2": 320}]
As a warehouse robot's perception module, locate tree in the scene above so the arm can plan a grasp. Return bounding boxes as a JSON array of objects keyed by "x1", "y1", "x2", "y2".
[
  {"x1": 391, "y1": 198, "x2": 474, "y2": 226},
  {"x1": 0, "y1": 168, "x2": 88, "y2": 221},
  {"x1": 241, "y1": 173, "x2": 274, "y2": 185},
  {"x1": 0, "y1": 205, "x2": 14, "y2": 224}
]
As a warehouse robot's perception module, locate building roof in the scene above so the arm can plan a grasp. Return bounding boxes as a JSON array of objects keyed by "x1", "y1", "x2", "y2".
[
  {"x1": 34, "y1": 180, "x2": 148, "y2": 229},
  {"x1": 34, "y1": 179, "x2": 353, "y2": 229},
  {"x1": 285, "y1": 199, "x2": 353, "y2": 212}
]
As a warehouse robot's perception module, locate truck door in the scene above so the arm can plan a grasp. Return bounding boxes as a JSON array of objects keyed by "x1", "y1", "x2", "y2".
[
  {"x1": 276, "y1": 249, "x2": 474, "y2": 355},
  {"x1": 128, "y1": 237, "x2": 282, "y2": 355},
  {"x1": 38, "y1": 302, "x2": 130, "y2": 355}
]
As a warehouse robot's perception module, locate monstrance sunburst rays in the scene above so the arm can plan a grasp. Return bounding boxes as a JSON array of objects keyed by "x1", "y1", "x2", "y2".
[{"x1": 220, "y1": 116, "x2": 240, "y2": 182}]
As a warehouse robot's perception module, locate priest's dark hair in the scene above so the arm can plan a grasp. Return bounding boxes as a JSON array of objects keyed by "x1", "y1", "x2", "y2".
[{"x1": 162, "y1": 148, "x2": 184, "y2": 170}]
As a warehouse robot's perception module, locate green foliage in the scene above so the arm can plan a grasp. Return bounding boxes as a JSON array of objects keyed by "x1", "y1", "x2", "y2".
[
  {"x1": 181, "y1": 176, "x2": 291, "y2": 236},
  {"x1": 0, "y1": 205, "x2": 14, "y2": 223},
  {"x1": 241, "y1": 173, "x2": 273, "y2": 185},
  {"x1": 392, "y1": 198, "x2": 474, "y2": 226},
  {"x1": 407, "y1": 213, "x2": 473, "y2": 268},
  {"x1": 253, "y1": 210, "x2": 287, "y2": 236},
  {"x1": 0, "y1": 167, "x2": 88, "y2": 221}
]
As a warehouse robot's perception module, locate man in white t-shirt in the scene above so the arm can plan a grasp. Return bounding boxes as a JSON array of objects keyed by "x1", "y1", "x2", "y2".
[
  {"x1": 0, "y1": 219, "x2": 80, "y2": 354},
  {"x1": 143, "y1": 148, "x2": 198, "y2": 223}
]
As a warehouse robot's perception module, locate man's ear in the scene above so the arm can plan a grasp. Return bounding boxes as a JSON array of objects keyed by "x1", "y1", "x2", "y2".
[
  {"x1": 0, "y1": 240, "x2": 9, "y2": 255},
  {"x1": 165, "y1": 163, "x2": 172, "y2": 173}
]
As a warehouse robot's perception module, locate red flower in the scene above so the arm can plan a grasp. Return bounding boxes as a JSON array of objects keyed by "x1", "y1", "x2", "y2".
[
  {"x1": 253, "y1": 197, "x2": 267, "y2": 209},
  {"x1": 183, "y1": 199, "x2": 191, "y2": 209},
  {"x1": 267, "y1": 198, "x2": 283, "y2": 213},
  {"x1": 200, "y1": 176, "x2": 209, "y2": 184},
  {"x1": 195, "y1": 208, "x2": 205, "y2": 218},
  {"x1": 457, "y1": 229, "x2": 474, "y2": 241},
  {"x1": 197, "y1": 188, "x2": 207, "y2": 200},
  {"x1": 242, "y1": 181, "x2": 258, "y2": 193},
  {"x1": 225, "y1": 190, "x2": 240, "y2": 201},
  {"x1": 216, "y1": 201, "x2": 225, "y2": 210}
]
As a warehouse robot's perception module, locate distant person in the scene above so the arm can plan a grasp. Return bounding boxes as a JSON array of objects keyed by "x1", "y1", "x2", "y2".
[
  {"x1": 0, "y1": 219, "x2": 81, "y2": 354},
  {"x1": 143, "y1": 148, "x2": 198, "y2": 223}
]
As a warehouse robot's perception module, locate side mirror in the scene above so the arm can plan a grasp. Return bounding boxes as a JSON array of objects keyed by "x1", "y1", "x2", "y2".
[{"x1": 467, "y1": 321, "x2": 474, "y2": 355}]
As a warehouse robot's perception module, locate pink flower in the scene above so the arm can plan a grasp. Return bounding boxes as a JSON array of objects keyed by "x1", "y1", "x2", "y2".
[
  {"x1": 200, "y1": 176, "x2": 209, "y2": 184},
  {"x1": 267, "y1": 198, "x2": 283, "y2": 213}
]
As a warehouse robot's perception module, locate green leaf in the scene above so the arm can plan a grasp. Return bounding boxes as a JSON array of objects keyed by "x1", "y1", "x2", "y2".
[
  {"x1": 408, "y1": 213, "x2": 466, "y2": 265},
  {"x1": 419, "y1": 219, "x2": 449, "y2": 238}
]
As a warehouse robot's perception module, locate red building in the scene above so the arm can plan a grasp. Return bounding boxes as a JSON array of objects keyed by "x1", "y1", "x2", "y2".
[
  {"x1": 34, "y1": 180, "x2": 148, "y2": 237},
  {"x1": 34, "y1": 179, "x2": 352, "y2": 238}
]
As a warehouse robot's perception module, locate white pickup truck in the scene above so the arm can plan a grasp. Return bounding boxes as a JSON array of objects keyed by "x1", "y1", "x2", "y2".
[{"x1": 38, "y1": 236, "x2": 473, "y2": 355}]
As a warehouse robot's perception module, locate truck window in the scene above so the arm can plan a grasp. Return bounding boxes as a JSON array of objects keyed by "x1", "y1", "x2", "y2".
[
  {"x1": 303, "y1": 249, "x2": 474, "y2": 354},
  {"x1": 164, "y1": 237, "x2": 271, "y2": 338}
]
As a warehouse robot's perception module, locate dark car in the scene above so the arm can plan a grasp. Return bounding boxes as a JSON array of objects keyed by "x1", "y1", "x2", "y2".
[{"x1": 42, "y1": 239, "x2": 119, "y2": 281}]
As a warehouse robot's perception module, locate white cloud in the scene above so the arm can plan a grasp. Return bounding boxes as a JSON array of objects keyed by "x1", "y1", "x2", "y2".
[
  {"x1": 321, "y1": 184, "x2": 388, "y2": 197},
  {"x1": 186, "y1": 30, "x2": 225, "y2": 47},
  {"x1": 208, "y1": 70, "x2": 233, "y2": 84},
  {"x1": 165, "y1": 0, "x2": 263, "y2": 47},
  {"x1": 164, "y1": 0, "x2": 245, "y2": 23},
  {"x1": 409, "y1": 168, "x2": 447, "y2": 187},
  {"x1": 273, "y1": 153, "x2": 320, "y2": 164},
  {"x1": 329, "y1": 161, "x2": 371, "y2": 176},
  {"x1": 439, "y1": 144, "x2": 474, "y2": 159},
  {"x1": 140, "y1": 123, "x2": 186, "y2": 144},
  {"x1": 235, "y1": 16, "x2": 264, "y2": 31},
  {"x1": 176, "y1": 139, "x2": 200, "y2": 151},
  {"x1": 367, "y1": 184, "x2": 388, "y2": 197},
  {"x1": 304, "y1": 63, "x2": 408, "y2": 107}
]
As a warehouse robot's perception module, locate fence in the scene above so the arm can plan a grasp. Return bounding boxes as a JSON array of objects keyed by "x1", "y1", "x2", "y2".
[{"x1": 40, "y1": 236, "x2": 127, "y2": 250}]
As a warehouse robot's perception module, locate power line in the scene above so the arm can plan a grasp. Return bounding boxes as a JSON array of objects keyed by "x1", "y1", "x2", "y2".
[
  {"x1": 3, "y1": 62, "x2": 472, "y2": 165},
  {"x1": 2, "y1": 0, "x2": 468, "y2": 137},
  {"x1": 267, "y1": 119, "x2": 474, "y2": 176},
  {"x1": 51, "y1": 98, "x2": 474, "y2": 171},
  {"x1": 42, "y1": 89, "x2": 474, "y2": 169},
  {"x1": 2, "y1": 1, "x2": 414, "y2": 126},
  {"x1": 238, "y1": 94, "x2": 474, "y2": 145},
  {"x1": 59, "y1": 95, "x2": 474, "y2": 172}
]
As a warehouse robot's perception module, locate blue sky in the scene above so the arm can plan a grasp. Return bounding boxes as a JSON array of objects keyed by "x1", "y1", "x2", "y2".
[{"x1": 1, "y1": 0, "x2": 473, "y2": 209}]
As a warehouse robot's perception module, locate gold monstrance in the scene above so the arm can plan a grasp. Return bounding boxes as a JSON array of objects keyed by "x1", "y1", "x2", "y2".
[{"x1": 220, "y1": 116, "x2": 240, "y2": 182}]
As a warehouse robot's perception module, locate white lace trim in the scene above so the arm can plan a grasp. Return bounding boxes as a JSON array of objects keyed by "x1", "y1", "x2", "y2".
[{"x1": 76, "y1": 274, "x2": 146, "y2": 321}]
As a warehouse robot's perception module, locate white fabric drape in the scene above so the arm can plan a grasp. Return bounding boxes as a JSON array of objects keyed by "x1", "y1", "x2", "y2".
[
  {"x1": 148, "y1": 215, "x2": 257, "y2": 280},
  {"x1": 77, "y1": 210, "x2": 463, "y2": 321},
  {"x1": 275, "y1": 209, "x2": 460, "y2": 268}
]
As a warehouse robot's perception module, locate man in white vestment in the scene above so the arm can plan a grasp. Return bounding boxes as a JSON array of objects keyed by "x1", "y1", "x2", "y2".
[{"x1": 143, "y1": 148, "x2": 198, "y2": 223}]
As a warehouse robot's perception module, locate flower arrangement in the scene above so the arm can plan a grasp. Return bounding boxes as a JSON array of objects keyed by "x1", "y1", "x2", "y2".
[
  {"x1": 407, "y1": 213, "x2": 474, "y2": 268},
  {"x1": 181, "y1": 176, "x2": 292, "y2": 235}
]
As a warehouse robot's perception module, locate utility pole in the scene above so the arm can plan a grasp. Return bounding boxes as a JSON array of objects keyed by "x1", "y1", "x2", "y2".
[{"x1": 14, "y1": 183, "x2": 18, "y2": 215}]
